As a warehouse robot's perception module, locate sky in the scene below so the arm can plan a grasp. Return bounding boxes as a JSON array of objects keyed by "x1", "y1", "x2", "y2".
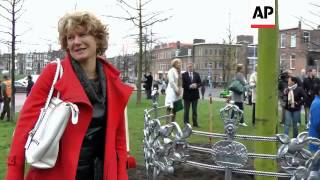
[{"x1": 0, "y1": 0, "x2": 319, "y2": 57}]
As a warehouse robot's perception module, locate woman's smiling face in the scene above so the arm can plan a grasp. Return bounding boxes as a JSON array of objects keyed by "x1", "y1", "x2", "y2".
[{"x1": 66, "y1": 26, "x2": 97, "y2": 62}]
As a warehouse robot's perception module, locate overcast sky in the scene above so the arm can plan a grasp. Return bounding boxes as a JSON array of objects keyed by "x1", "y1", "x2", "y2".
[{"x1": 0, "y1": 0, "x2": 319, "y2": 57}]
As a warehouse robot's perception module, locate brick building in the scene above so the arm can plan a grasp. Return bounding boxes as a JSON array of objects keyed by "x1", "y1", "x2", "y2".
[
  {"x1": 279, "y1": 22, "x2": 320, "y2": 75},
  {"x1": 152, "y1": 41, "x2": 192, "y2": 80}
]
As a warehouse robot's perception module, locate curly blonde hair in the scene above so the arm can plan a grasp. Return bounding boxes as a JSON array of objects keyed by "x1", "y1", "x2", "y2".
[
  {"x1": 58, "y1": 11, "x2": 109, "y2": 55},
  {"x1": 171, "y1": 58, "x2": 182, "y2": 67}
]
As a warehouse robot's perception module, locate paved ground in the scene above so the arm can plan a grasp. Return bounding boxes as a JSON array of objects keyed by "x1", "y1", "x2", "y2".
[{"x1": 15, "y1": 93, "x2": 26, "y2": 112}]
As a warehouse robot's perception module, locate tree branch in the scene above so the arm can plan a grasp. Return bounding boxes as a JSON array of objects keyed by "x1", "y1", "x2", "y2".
[
  {"x1": 14, "y1": 0, "x2": 25, "y2": 14},
  {"x1": 0, "y1": 3, "x2": 11, "y2": 14},
  {"x1": 309, "y1": 10, "x2": 320, "y2": 20},
  {"x1": 103, "y1": 15, "x2": 138, "y2": 26},
  {"x1": 141, "y1": 0, "x2": 153, "y2": 7},
  {"x1": 117, "y1": 0, "x2": 137, "y2": 10},
  {"x1": 15, "y1": 9, "x2": 26, "y2": 20},
  {"x1": 294, "y1": 16, "x2": 318, "y2": 30},
  {"x1": 0, "y1": 24, "x2": 11, "y2": 30},
  {"x1": 310, "y1": 2, "x2": 320, "y2": 8},
  {"x1": 142, "y1": 11, "x2": 163, "y2": 24},
  {"x1": 143, "y1": 17, "x2": 170, "y2": 27},
  {"x1": 117, "y1": 3, "x2": 137, "y2": 21},
  {"x1": 16, "y1": 27, "x2": 31, "y2": 37},
  {"x1": 0, "y1": 30, "x2": 12, "y2": 35},
  {"x1": 0, "y1": 12, "x2": 11, "y2": 21}
]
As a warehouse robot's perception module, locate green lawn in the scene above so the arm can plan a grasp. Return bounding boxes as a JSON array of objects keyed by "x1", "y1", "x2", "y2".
[{"x1": 0, "y1": 94, "x2": 308, "y2": 179}]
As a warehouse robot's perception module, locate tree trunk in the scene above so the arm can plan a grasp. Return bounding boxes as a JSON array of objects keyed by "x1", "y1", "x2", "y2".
[
  {"x1": 136, "y1": 0, "x2": 143, "y2": 104},
  {"x1": 11, "y1": 1, "x2": 16, "y2": 121},
  {"x1": 254, "y1": 1, "x2": 278, "y2": 180}
]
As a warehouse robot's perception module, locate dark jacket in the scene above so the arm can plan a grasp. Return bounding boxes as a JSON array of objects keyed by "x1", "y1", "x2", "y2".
[
  {"x1": 26, "y1": 79, "x2": 34, "y2": 96},
  {"x1": 182, "y1": 71, "x2": 202, "y2": 100},
  {"x1": 144, "y1": 74, "x2": 153, "y2": 90},
  {"x1": 303, "y1": 77, "x2": 320, "y2": 107},
  {"x1": 283, "y1": 86, "x2": 308, "y2": 112}
]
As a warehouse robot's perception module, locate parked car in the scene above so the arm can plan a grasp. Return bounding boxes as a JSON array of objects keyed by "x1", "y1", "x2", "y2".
[
  {"x1": 14, "y1": 81, "x2": 27, "y2": 93},
  {"x1": 219, "y1": 89, "x2": 231, "y2": 98},
  {"x1": 15, "y1": 75, "x2": 39, "y2": 87}
]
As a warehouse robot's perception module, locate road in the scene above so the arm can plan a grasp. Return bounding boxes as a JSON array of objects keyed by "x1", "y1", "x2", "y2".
[{"x1": 15, "y1": 93, "x2": 27, "y2": 112}]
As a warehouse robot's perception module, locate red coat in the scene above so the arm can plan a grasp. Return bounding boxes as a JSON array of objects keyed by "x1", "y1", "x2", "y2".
[{"x1": 6, "y1": 54, "x2": 133, "y2": 180}]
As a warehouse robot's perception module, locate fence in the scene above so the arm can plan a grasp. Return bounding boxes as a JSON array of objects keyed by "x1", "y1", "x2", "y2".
[{"x1": 143, "y1": 102, "x2": 320, "y2": 180}]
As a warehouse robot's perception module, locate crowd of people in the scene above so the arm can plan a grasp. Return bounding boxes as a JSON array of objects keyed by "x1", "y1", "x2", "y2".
[{"x1": 226, "y1": 64, "x2": 320, "y2": 152}]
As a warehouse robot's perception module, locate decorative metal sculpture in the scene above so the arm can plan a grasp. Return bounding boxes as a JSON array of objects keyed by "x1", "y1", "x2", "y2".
[
  {"x1": 211, "y1": 104, "x2": 247, "y2": 180},
  {"x1": 143, "y1": 101, "x2": 192, "y2": 179},
  {"x1": 143, "y1": 102, "x2": 320, "y2": 180},
  {"x1": 277, "y1": 132, "x2": 320, "y2": 180}
]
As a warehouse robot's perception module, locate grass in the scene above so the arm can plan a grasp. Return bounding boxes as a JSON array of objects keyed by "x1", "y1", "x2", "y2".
[{"x1": 0, "y1": 94, "x2": 308, "y2": 179}]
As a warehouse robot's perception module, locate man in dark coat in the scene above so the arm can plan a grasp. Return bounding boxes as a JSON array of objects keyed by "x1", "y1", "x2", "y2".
[
  {"x1": 144, "y1": 72, "x2": 153, "y2": 99},
  {"x1": 26, "y1": 75, "x2": 34, "y2": 96},
  {"x1": 303, "y1": 69, "x2": 320, "y2": 126},
  {"x1": 182, "y1": 63, "x2": 202, "y2": 127}
]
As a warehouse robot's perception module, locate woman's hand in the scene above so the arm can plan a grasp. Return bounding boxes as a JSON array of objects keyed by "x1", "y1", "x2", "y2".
[{"x1": 175, "y1": 88, "x2": 182, "y2": 96}]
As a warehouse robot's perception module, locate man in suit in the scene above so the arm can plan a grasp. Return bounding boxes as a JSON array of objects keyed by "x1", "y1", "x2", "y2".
[{"x1": 182, "y1": 63, "x2": 202, "y2": 127}]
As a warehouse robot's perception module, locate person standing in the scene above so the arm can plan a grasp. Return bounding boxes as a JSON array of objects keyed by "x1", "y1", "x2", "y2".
[
  {"x1": 303, "y1": 69, "x2": 320, "y2": 128},
  {"x1": 165, "y1": 58, "x2": 182, "y2": 122},
  {"x1": 182, "y1": 63, "x2": 202, "y2": 127},
  {"x1": 26, "y1": 75, "x2": 34, "y2": 96},
  {"x1": 283, "y1": 76, "x2": 308, "y2": 138},
  {"x1": 231, "y1": 64, "x2": 247, "y2": 127},
  {"x1": 160, "y1": 79, "x2": 166, "y2": 95},
  {"x1": 144, "y1": 72, "x2": 153, "y2": 99},
  {"x1": 249, "y1": 66, "x2": 257, "y2": 126},
  {"x1": 308, "y1": 80, "x2": 320, "y2": 153},
  {"x1": 6, "y1": 11, "x2": 132, "y2": 180},
  {"x1": 0, "y1": 75, "x2": 11, "y2": 121},
  {"x1": 200, "y1": 81, "x2": 206, "y2": 100}
]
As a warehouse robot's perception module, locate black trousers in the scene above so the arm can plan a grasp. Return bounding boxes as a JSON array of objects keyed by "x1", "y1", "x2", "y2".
[
  {"x1": 183, "y1": 99, "x2": 198, "y2": 126},
  {"x1": 0, "y1": 97, "x2": 11, "y2": 121},
  {"x1": 234, "y1": 102, "x2": 244, "y2": 124},
  {"x1": 252, "y1": 103, "x2": 256, "y2": 125},
  {"x1": 145, "y1": 89, "x2": 152, "y2": 99}
]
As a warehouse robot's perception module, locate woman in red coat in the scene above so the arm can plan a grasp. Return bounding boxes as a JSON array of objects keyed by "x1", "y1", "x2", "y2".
[{"x1": 6, "y1": 11, "x2": 132, "y2": 180}]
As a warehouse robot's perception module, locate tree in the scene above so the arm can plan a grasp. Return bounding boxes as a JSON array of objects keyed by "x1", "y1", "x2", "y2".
[
  {"x1": 0, "y1": 0, "x2": 26, "y2": 121},
  {"x1": 105, "y1": 0, "x2": 170, "y2": 104},
  {"x1": 254, "y1": 1, "x2": 278, "y2": 180},
  {"x1": 221, "y1": 20, "x2": 237, "y2": 88}
]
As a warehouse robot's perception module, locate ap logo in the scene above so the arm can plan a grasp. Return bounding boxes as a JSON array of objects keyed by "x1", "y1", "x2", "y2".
[{"x1": 251, "y1": 0, "x2": 275, "y2": 28}]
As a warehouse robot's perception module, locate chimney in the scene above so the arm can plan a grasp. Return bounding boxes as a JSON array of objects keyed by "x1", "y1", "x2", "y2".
[{"x1": 298, "y1": 21, "x2": 301, "y2": 29}]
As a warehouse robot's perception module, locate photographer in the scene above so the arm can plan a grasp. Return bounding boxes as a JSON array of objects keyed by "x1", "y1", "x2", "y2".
[{"x1": 278, "y1": 71, "x2": 289, "y2": 126}]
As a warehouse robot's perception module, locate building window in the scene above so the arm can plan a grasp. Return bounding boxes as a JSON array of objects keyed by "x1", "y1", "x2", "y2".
[
  {"x1": 303, "y1": 31, "x2": 310, "y2": 43},
  {"x1": 209, "y1": 49, "x2": 213, "y2": 55},
  {"x1": 290, "y1": 33, "x2": 296, "y2": 48},
  {"x1": 290, "y1": 54, "x2": 296, "y2": 69},
  {"x1": 205, "y1": 49, "x2": 208, "y2": 55},
  {"x1": 280, "y1": 33, "x2": 286, "y2": 48}
]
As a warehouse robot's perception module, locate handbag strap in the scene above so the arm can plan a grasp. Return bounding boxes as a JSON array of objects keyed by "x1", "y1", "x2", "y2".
[
  {"x1": 43, "y1": 59, "x2": 63, "y2": 110},
  {"x1": 44, "y1": 60, "x2": 79, "y2": 124}
]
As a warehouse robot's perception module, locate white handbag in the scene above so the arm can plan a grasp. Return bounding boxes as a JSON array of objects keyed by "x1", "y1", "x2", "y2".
[{"x1": 25, "y1": 59, "x2": 79, "y2": 169}]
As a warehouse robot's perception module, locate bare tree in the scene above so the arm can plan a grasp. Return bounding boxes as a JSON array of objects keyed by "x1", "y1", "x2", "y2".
[
  {"x1": 0, "y1": 0, "x2": 26, "y2": 121},
  {"x1": 105, "y1": 0, "x2": 170, "y2": 104},
  {"x1": 221, "y1": 18, "x2": 236, "y2": 88}
]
